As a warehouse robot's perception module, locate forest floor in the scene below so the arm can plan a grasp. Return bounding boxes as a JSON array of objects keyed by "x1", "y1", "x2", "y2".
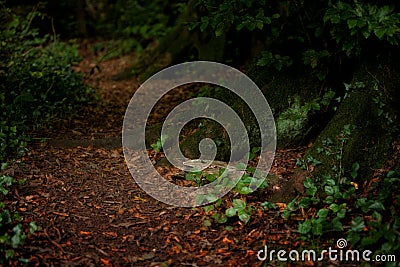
[{"x1": 10, "y1": 41, "x2": 319, "y2": 266}]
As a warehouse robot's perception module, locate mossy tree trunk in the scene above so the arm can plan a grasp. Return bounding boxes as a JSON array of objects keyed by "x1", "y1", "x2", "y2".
[
  {"x1": 271, "y1": 65, "x2": 400, "y2": 202},
  {"x1": 118, "y1": 1, "x2": 400, "y2": 204}
]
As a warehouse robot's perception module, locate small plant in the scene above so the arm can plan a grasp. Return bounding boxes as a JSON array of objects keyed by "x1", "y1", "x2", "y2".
[
  {"x1": 185, "y1": 170, "x2": 204, "y2": 187},
  {"x1": 261, "y1": 201, "x2": 276, "y2": 210},
  {"x1": 284, "y1": 125, "x2": 357, "y2": 238},
  {"x1": 0, "y1": 3, "x2": 94, "y2": 161},
  {"x1": 257, "y1": 50, "x2": 292, "y2": 71},
  {"x1": 150, "y1": 134, "x2": 168, "y2": 153},
  {"x1": 276, "y1": 95, "x2": 327, "y2": 146},
  {"x1": 0, "y1": 163, "x2": 37, "y2": 263},
  {"x1": 225, "y1": 198, "x2": 252, "y2": 224},
  {"x1": 347, "y1": 170, "x2": 400, "y2": 256},
  {"x1": 188, "y1": 147, "x2": 268, "y2": 226},
  {"x1": 286, "y1": 124, "x2": 399, "y2": 258}
]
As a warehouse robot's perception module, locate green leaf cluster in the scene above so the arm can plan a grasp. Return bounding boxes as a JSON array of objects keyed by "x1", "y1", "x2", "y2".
[
  {"x1": 190, "y1": 0, "x2": 400, "y2": 79},
  {"x1": 0, "y1": 163, "x2": 37, "y2": 263},
  {"x1": 288, "y1": 125, "x2": 399, "y2": 256},
  {"x1": 0, "y1": 2, "x2": 94, "y2": 161}
]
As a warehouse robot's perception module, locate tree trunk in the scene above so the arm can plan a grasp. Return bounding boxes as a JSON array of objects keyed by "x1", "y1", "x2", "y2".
[{"x1": 271, "y1": 65, "x2": 400, "y2": 202}]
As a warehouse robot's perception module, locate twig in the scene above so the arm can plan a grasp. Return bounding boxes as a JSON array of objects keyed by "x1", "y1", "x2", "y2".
[
  {"x1": 51, "y1": 17, "x2": 56, "y2": 43},
  {"x1": 284, "y1": 224, "x2": 299, "y2": 233},
  {"x1": 44, "y1": 228, "x2": 65, "y2": 252},
  {"x1": 111, "y1": 221, "x2": 147, "y2": 228}
]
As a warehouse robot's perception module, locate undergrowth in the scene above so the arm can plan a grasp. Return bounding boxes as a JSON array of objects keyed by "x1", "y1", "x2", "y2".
[{"x1": 0, "y1": 2, "x2": 94, "y2": 262}]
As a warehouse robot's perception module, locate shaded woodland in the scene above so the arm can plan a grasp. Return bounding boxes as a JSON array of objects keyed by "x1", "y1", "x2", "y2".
[{"x1": 1, "y1": 0, "x2": 399, "y2": 266}]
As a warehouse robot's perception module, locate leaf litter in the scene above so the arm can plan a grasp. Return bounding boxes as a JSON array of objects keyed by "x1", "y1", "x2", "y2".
[{"x1": 6, "y1": 42, "x2": 320, "y2": 266}]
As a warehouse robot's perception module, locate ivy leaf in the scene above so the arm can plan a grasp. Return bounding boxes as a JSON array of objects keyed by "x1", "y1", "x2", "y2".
[
  {"x1": 11, "y1": 225, "x2": 24, "y2": 248},
  {"x1": 239, "y1": 186, "x2": 252, "y2": 195},
  {"x1": 225, "y1": 207, "x2": 236, "y2": 217},
  {"x1": 374, "y1": 28, "x2": 387, "y2": 39},
  {"x1": 377, "y1": 6, "x2": 393, "y2": 21},
  {"x1": 362, "y1": 30, "x2": 371, "y2": 39},
  {"x1": 347, "y1": 230, "x2": 361, "y2": 244},
  {"x1": 330, "y1": 203, "x2": 340, "y2": 213},
  {"x1": 235, "y1": 162, "x2": 247, "y2": 170},
  {"x1": 332, "y1": 217, "x2": 343, "y2": 231},
  {"x1": 232, "y1": 199, "x2": 246, "y2": 211},
  {"x1": 317, "y1": 208, "x2": 329, "y2": 218},
  {"x1": 306, "y1": 184, "x2": 317, "y2": 197},
  {"x1": 203, "y1": 219, "x2": 211, "y2": 227},
  {"x1": 325, "y1": 185, "x2": 334, "y2": 195},
  {"x1": 211, "y1": 213, "x2": 227, "y2": 224},
  {"x1": 298, "y1": 220, "x2": 312, "y2": 234},
  {"x1": 337, "y1": 208, "x2": 346, "y2": 218},
  {"x1": 368, "y1": 201, "x2": 385, "y2": 211},
  {"x1": 303, "y1": 177, "x2": 314, "y2": 188},
  {"x1": 312, "y1": 221, "x2": 323, "y2": 235},
  {"x1": 203, "y1": 205, "x2": 214, "y2": 212},
  {"x1": 5, "y1": 249, "x2": 14, "y2": 259},
  {"x1": 350, "y1": 216, "x2": 364, "y2": 232},
  {"x1": 29, "y1": 222, "x2": 38, "y2": 234},
  {"x1": 347, "y1": 19, "x2": 358, "y2": 29},
  {"x1": 238, "y1": 210, "x2": 251, "y2": 224}
]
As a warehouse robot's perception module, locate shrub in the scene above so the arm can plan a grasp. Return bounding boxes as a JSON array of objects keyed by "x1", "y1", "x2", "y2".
[
  {"x1": 0, "y1": 163, "x2": 38, "y2": 264},
  {"x1": 0, "y1": 2, "x2": 94, "y2": 161}
]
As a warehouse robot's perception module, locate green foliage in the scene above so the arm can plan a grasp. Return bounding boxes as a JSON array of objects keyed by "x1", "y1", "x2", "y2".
[
  {"x1": 186, "y1": 147, "x2": 269, "y2": 226},
  {"x1": 0, "y1": 4, "x2": 87, "y2": 262},
  {"x1": 203, "y1": 197, "x2": 252, "y2": 225},
  {"x1": 276, "y1": 91, "x2": 335, "y2": 146},
  {"x1": 225, "y1": 199, "x2": 252, "y2": 224},
  {"x1": 276, "y1": 96, "x2": 318, "y2": 145},
  {"x1": 0, "y1": 163, "x2": 37, "y2": 263},
  {"x1": 113, "y1": 0, "x2": 173, "y2": 39},
  {"x1": 324, "y1": 2, "x2": 400, "y2": 55},
  {"x1": 256, "y1": 51, "x2": 292, "y2": 71},
  {"x1": 0, "y1": 3, "x2": 94, "y2": 161},
  {"x1": 371, "y1": 81, "x2": 397, "y2": 130},
  {"x1": 83, "y1": 0, "x2": 177, "y2": 58},
  {"x1": 150, "y1": 134, "x2": 168, "y2": 153},
  {"x1": 185, "y1": 171, "x2": 203, "y2": 187},
  {"x1": 190, "y1": 0, "x2": 400, "y2": 79},
  {"x1": 347, "y1": 171, "x2": 400, "y2": 256},
  {"x1": 190, "y1": 0, "x2": 281, "y2": 37},
  {"x1": 286, "y1": 124, "x2": 399, "y2": 257}
]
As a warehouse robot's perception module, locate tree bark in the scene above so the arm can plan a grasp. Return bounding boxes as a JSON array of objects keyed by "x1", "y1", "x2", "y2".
[{"x1": 270, "y1": 65, "x2": 400, "y2": 202}]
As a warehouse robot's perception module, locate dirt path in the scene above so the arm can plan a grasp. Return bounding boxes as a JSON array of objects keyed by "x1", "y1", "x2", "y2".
[{"x1": 14, "y1": 45, "x2": 305, "y2": 266}]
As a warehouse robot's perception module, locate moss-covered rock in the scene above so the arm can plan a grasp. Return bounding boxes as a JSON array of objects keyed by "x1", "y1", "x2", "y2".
[
  {"x1": 179, "y1": 120, "x2": 232, "y2": 161},
  {"x1": 178, "y1": 70, "x2": 326, "y2": 158}
]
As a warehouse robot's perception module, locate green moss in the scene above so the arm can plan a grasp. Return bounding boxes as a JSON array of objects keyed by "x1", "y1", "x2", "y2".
[
  {"x1": 246, "y1": 60, "x2": 322, "y2": 115},
  {"x1": 276, "y1": 96, "x2": 320, "y2": 148},
  {"x1": 179, "y1": 120, "x2": 231, "y2": 161},
  {"x1": 306, "y1": 90, "x2": 393, "y2": 182},
  {"x1": 178, "y1": 70, "x2": 325, "y2": 157}
]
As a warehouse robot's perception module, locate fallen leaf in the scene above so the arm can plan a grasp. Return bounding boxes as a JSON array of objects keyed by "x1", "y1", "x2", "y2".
[
  {"x1": 103, "y1": 232, "x2": 118, "y2": 237},
  {"x1": 222, "y1": 237, "x2": 234, "y2": 244},
  {"x1": 80, "y1": 231, "x2": 92, "y2": 235},
  {"x1": 100, "y1": 258, "x2": 110, "y2": 265}
]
